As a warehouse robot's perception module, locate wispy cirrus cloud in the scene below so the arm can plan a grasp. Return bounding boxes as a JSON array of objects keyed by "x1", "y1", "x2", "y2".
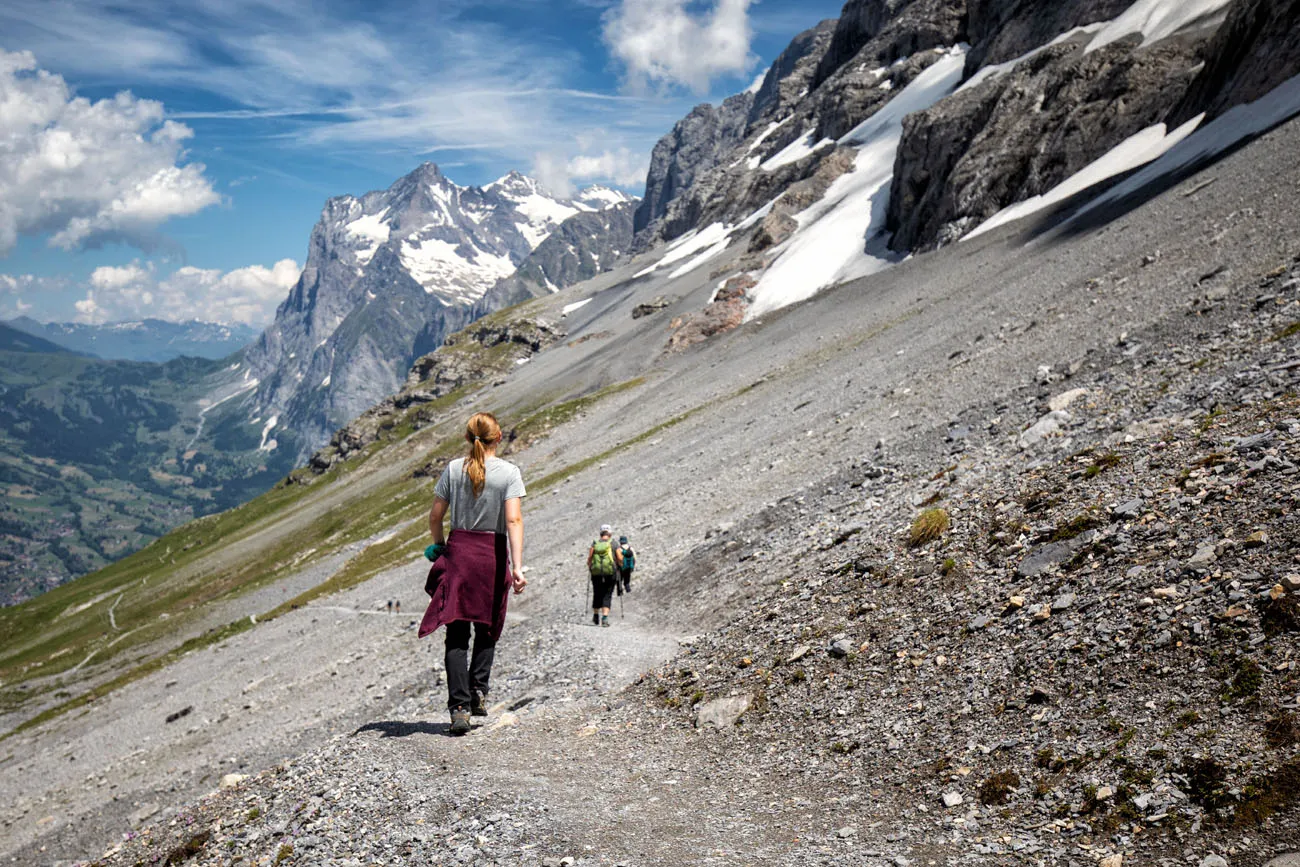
[{"x1": 0, "y1": 0, "x2": 665, "y2": 190}]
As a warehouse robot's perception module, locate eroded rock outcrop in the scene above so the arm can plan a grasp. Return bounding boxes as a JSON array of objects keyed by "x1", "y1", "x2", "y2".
[
  {"x1": 305, "y1": 314, "x2": 564, "y2": 473},
  {"x1": 888, "y1": 34, "x2": 1207, "y2": 251}
]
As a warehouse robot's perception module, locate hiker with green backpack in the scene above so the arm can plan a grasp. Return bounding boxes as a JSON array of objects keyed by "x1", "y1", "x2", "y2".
[
  {"x1": 587, "y1": 524, "x2": 623, "y2": 627},
  {"x1": 617, "y1": 535, "x2": 635, "y2": 594}
]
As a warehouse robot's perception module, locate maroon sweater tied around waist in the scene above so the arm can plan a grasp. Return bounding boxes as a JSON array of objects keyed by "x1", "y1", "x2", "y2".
[{"x1": 419, "y1": 528, "x2": 511, "y2": 642}]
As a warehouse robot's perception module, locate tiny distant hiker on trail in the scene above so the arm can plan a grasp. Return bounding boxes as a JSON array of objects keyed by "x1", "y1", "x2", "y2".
[
  {"x1": 418, "y1": 412, "x2": 527, "y2": 736},
  {"x1": 617, "y1": 535, "x2": 636, "y2": 594},
  {"x1": 588, "y1": 525, "x2": 622, "y2": 627}
]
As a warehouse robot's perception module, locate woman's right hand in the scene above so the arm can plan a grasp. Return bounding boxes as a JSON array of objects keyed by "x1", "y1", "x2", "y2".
[{"x1": 511, "y1": 567, "x2": 527, "y2": 594}]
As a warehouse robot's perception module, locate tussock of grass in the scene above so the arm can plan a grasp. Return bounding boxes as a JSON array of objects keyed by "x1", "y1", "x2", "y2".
[{"x1": 908, "y1": 509, "x2": 950, "y2": 548}]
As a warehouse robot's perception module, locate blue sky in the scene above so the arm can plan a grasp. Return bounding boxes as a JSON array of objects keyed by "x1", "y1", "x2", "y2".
[{"x1": 0, "y1": 0, "x2": 842, "y2": 326}]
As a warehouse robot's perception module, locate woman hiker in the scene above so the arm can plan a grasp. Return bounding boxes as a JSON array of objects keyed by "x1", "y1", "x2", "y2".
[
  {"x1": 419, "y1": 412, "x2": 527, "y2": 735},
  {"x1": 587, "y1": 525, "x2": 622, "y2": 627}
]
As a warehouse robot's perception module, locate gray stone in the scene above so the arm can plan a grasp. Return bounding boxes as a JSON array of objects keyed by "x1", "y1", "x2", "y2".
[
  {"x1": 1017, "y1": 410, "x2": 1072, "y2": 450},
  {"x1": 1200, "y1": 856, "x2": 1228, "y2": 867},
  {"x1": 1113, "y1": 498, "x2": 1145, "y2": 520},
  {"x1": 1018, "y1": 532, "x2": 1094, "y2": 578},
  {"x1": 829, "y1": 638, "x2": 855, "y2": 658},
  {"x1": 1264, "y1": 855, "x2": 1300, "y2": 867},
  {"x1": 1051, "y1": 592, "x2": 1076, "y2": 612},
  {"x1": 695, "y1": 694, "x2": 753, "y2": 729},
  {"x1": 942, "y1": 791, "x2": 964, "y2": 807},
  {"x1": 1188, "y1": 544, "x2": 1218, "y2": 567}
]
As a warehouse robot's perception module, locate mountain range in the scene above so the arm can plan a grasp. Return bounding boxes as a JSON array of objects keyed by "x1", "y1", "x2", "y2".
[
  {"x1": 238, "y1": 165, "x2": 636, "y2": 457},
  {"x1": 3, "y1": 317, "x2": 260, "y2": 363}
]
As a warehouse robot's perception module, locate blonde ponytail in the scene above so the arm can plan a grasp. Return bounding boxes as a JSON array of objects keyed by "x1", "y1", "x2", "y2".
[{"x1": 464, "y1": 412, "x2": 502, "y2": 498}]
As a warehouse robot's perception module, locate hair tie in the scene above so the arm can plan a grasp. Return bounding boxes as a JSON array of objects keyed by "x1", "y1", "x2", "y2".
[{"x1": 474, "y1": 436, "x2": 481, "y2": 443}]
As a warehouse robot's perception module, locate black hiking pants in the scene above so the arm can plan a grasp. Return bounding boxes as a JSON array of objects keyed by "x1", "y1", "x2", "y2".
[
  {"x1": 444, "y1": 620, "x2": 495, "y2": 711},
  {"x1": 619, "y1": 567, "x2": 632, "y2": 592},
  {"x1": 591, "y1": 574, "x2": 616, "y2": 609}
]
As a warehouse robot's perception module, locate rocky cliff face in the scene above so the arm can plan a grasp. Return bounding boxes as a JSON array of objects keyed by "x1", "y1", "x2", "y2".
[
  {"x1": 633, "y1": 94, "x2": 755, "y2": 236},
  {"x1": 963, "y1": 0, "x2": 1135, "y2": 72},
  {"x1": 635, "y1": 0, "x2": 1300, "y2": 270},
  {"x1": 887, "y1": 33, "x2": 1207, "y2": 251},
  {"x1": 240, "y1": 165, "x2": 632, "y2": 457},
  {"x1": 812, "y1": 0, "x2": 966, "y2": 88},
  {"x1": 1171, "y1": 0, "x2": 1300, "y2": 124}
]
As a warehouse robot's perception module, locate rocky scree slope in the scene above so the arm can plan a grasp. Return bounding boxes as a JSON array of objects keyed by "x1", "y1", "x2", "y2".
[
  {"x1": 239, "y1": 164, "x2": 633, "y2": 459},
  {"x1": 80, "y1": 187, "x2": 1300, "y2": 867},
  {"x1": 617, "y1": 261, "x2": 1300, "y2": 865}
]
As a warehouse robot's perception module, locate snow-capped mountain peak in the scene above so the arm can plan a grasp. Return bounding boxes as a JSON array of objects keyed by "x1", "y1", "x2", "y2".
[{"x1": 241, "y1": 162, "x2": 640, "y2": 457}]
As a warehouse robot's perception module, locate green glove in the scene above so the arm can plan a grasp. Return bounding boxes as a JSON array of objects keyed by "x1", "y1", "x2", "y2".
[{"x1": 425, "y1": 543, "x2": 447, "y2": 561}]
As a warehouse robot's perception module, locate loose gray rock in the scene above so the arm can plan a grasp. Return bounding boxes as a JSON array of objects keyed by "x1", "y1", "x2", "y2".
[{"x1": 695, "y1": 695, "x2": 753, "y2": 729}]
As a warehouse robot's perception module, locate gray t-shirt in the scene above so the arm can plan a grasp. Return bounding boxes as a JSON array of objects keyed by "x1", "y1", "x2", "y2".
[{"x1": 435, "y1": 457, "x2": 526, "y2": 534}]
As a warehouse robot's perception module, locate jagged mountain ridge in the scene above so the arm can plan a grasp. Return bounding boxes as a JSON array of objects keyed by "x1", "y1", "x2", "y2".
[
  {"x1": 5, "y1": 316, "x2": 259, "y2": 363},
  {"x1": 239, "y1": 164, "x2": 635, "y2": 457}
]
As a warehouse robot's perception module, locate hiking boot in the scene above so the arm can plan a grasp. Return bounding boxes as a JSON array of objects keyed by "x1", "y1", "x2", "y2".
[
  {"x1": 592, "y1": 612, "x2": 600, "y2": 626},
  {"x1": 449, "y1": 707, "x2": 471, "y2": 735},
  {"x1": 471, "y1": 689, "x2": 488, "y2": 717},
  {"x1": 601, "y1": 615, "x2": 610, "y2": 627}
]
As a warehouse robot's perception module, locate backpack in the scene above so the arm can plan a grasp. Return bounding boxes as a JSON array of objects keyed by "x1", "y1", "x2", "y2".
[
  {"x1": 620, "y1": 546, "x2": 635, "y2": 572},
  {"x1": 590, "y1": 540, "x2": 616, "y2": 577}
]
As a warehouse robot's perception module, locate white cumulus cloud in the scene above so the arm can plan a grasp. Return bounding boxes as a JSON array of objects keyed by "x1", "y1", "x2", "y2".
[
  {"x1": 603, "y1": 0, "x2": 756, "y2": 92},
  {"x1": 0, "y1": 48, "x2": 221, "y2": 256},
  {"x1": 533, "y1": 147, "x2": 647, "y2": 197},
  {"x1": 74, "y1": 259, "x2": 300, "y2": 326}
]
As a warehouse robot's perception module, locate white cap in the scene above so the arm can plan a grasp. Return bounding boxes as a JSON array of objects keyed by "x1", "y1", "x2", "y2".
[{"x1": 599, "y1": 523, "x2": 612, "y2": 534}]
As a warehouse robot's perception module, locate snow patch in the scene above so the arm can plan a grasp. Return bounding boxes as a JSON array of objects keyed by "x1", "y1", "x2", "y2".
[
  {"x1": 561, "y1": 298, "x2": 593, "y2": 315},
  {"x1": 1087, "y1": 0, "x2": 1234, "y2": 53},
  {"x1": 748, "y1": 117, "x2": 792, "y2": 153},
  {"x1": 321, "y1": 375, "x2": 331, "y2": 387},
  {"x1": 346, "y1": 210, "x2": 391, "y2": 265},
  {"x1": 966, "y1": 117, "x2": 1202, "y2": 240},
  {"x1": 258, "y1": 416, "x2": 279, "y2": 452},
  {"x1": 748, "y1": 48, "x2": 969, "y2": 318},
  {"x1": 761, "y1": 131, "x2": 835, "y2": 172}
]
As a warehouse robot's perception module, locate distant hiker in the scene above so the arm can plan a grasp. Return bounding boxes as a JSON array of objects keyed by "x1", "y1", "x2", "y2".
[
  {"x1": 617, "y1": 535, "x2": 636, "y2": 594},
  {"x1": 588, "y1": 525, "x2": 622, "y2": 627},
  {"x1": 387, "y1": 600, "x2": 393, "y2": 614},
  {"x1": 394, "y1": 600, "x2": 401, "y2": 615},
  {"x1": 419, "y1": 412, "x2": 527, "y2": 735}
]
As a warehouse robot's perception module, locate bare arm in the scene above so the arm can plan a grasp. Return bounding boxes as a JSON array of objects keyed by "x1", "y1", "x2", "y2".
[
  {"x1": 505, "y1": 497, "x2": 525, "y2": 593},
  {"x1": 429, "y1": 496, "x2": 449, "y2": 544}
]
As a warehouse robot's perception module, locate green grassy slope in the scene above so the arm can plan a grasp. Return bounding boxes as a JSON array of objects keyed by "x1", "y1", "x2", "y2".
[{"x1": 0, "y1": 338, "x2": 298, "y2": 604}]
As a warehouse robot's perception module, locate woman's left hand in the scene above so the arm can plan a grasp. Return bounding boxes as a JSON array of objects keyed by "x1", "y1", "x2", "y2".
[{"x1": 511, "y1": 567, "x2": 527, "y2": 594}]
